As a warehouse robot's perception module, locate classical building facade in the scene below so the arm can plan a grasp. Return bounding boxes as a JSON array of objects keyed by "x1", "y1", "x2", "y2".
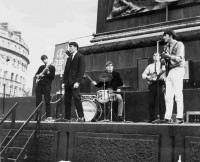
[{"x1": 0, "y1": 23, "x2": 29, "y2": 97}]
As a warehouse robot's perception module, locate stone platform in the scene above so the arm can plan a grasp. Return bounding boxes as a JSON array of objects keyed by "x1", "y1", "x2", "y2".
[{"x1": 2, "y1": 120, "x2": 200, "y2": 162}]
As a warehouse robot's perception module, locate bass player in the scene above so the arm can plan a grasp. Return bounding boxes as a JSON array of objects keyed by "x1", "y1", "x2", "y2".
[
  {"x1": 35, "y1": 55, "x2": 55, "y2": 121},
  {"x1": 142, "y1": 52, "x2": 166, "y2": 123},
  {"x1": 161, "y1": 29, "x2": 185, "y2": 124}
]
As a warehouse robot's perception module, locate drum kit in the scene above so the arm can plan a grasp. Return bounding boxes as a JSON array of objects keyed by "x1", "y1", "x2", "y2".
[{"x1": 81, "y1": 72, "x2": 130, "y2": 122}]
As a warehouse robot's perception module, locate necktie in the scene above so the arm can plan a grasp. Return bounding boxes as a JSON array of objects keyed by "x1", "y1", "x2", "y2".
[
  {"x1": 154, "y1": 63, "x2": 157, "y2": 73},
  {"x1": 67, "y1": 55, "x2": 72, "y2": 66}
]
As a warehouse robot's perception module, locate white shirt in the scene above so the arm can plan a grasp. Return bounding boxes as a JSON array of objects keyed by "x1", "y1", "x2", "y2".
[{"x1": 71, "y1": 51, "x2": 77, "y2": 60}]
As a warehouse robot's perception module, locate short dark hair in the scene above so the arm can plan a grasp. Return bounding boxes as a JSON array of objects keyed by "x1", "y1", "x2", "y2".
[
  {"x1": 41, "y1": 55, "x2": 48, "y2": 61},
  {"x1": 105, "y1": 61, "x2": 113, "y2": 67},
  {"x1": 69, "y1": 42, "x2": 79, "y2": 49},
  {"x1": 163, "y1": 29, "x2": 177, "y2": 39}
]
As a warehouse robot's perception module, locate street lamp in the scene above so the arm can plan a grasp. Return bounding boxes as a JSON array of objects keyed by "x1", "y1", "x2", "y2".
[{"x1": 1, "y1": 57, "x2": 10, "y2": 120}]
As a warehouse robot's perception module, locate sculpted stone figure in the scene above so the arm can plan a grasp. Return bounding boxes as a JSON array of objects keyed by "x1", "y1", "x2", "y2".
[
  {"x1": 108, "y1": 0, "x2": 175, "y2": 19},
  {"x1": 111, "y1": 0, "x2": 146, "y2": 17}
]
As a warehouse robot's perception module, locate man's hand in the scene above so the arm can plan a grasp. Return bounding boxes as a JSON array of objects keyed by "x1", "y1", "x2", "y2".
[
  {"x1": 161, "y1": 52, "x2": 171, "y2": 59},
  {"x1": 36, "y1": 73, "x2": 44, "y2": 78},
  {"x1": 73, "y1": 82, "x2": 80, "y2": 89},
  {"x1": 117, "y1": 89, "x2": 121, "y2": 92},
  {"x1": 91, "y1": 81, "x2": 97, "y2": 86},
  {"x1": 62, "y1": 83, "x2": 65, "y2": 89}
]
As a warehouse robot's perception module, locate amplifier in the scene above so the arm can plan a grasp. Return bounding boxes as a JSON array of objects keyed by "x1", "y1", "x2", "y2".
[
  {"x1": 183, "y1": 60, "x2": 194, "y2": 89},
  {"x1": 186, "y1": 111, "x2": 200, "y2": 123}
]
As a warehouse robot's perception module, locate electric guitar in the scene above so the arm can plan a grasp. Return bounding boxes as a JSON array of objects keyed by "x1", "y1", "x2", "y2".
[{"x1": 36, "y1": 63, "x2": 54, "y2": 83}]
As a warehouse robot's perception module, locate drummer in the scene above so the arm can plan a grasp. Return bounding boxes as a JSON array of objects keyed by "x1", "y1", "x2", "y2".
[{"x1": 91, "y1": 61, "x2": 124, "y2": 122}]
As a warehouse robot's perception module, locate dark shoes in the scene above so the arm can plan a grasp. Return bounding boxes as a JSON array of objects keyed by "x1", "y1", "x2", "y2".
[
  {"x1": 152, "y1": 118, "x2": 173, "y2": 124},
  {"x1": 175, "y1": 118, "x2": 184, "y2": 124},
  {"x1": 152, "y1": 118, "x2": 184, "y2": 124},
  {"x1": 77, "y1": 117, "x2": 85, "y2": 122},
  {"x1": 117, "y1": 116, "x2": 124, "y2": 122}
]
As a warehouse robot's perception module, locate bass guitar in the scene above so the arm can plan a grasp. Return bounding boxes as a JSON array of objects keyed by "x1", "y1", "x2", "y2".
[{"x1": 146, "y1": 70, "x2": 166, "y2": 85}]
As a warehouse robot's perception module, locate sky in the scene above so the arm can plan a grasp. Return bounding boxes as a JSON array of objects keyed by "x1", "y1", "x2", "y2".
[{"x1": 0, "y1": 0, "x2": 98, "y2": 90}]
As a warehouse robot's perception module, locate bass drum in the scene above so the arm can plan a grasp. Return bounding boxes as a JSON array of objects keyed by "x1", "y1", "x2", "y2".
[{"x1": 82, "y1": 100, "x2": 102, "y2": 122}]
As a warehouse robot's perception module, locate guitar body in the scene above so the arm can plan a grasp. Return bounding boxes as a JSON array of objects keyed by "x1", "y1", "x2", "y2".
[
  {"x1": 147, "y1": 69, "x2": 166, "y2": 85},
  {"x1": 147, "y1": 72, "x2": 158, "y2": 85}
]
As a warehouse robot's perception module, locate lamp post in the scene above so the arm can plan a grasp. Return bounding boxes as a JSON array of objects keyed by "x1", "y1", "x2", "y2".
[
  {"x1": 1, "y1": 57, "x2": 10, "y2": 120},
  {"x1": 1, "y1": 78, "x2": 6, "y2": 119}
]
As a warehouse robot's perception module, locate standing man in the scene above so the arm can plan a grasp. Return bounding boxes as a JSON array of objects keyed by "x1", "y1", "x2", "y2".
[
  {"x1": 161, "y1": 29, "x2": 185, "y2": 124},
  {"x1": 91, "y1": 61, "x2": 124, "y2": 122},
  {"x1": 62, "y1": 42, "x2": 85, "y2": 122},
  {"x1": 142, "y1": 52, "x2": 166, "y2": 123},
  {"x1": 35, "y1": 55, "x2": 55, "y2": 121}
]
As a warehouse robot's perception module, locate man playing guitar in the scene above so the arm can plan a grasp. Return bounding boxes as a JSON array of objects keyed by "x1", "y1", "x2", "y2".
[
  {"x1": 142, "y1": 52, "x2": 166, "y2": 123},
  {"x1": 35, "y1": 55, "x2": 55, "y2": 121},
  {"x1": 161, "y1": 29, "x2": 185, "y2": 124}
]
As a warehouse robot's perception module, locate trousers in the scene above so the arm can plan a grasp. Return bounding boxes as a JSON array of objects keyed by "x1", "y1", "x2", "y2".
[{"x1": 164, "y1": 67, "x2": 185, "y2": 120}]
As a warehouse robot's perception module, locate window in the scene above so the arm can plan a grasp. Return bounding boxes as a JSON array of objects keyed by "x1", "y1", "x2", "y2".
[
  {"x1": 15, "y1": 74, "x2": 18, "y2": 82},
  {"x1": 11, "y1": 73, "x2": 14, "y2": 80}
]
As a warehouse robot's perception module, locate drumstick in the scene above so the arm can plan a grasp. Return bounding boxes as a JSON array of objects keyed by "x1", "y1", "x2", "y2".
[{"x1": 84, "y1": 73, "x2": 94, "y2": 82}]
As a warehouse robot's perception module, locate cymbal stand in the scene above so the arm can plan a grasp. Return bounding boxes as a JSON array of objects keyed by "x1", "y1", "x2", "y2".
[
  {"x1": 103, "y1": 79, "x2": 107, "y2": 121},
  {"x1": 122, "y1": 91, "x2": 126, "y2": 121}
]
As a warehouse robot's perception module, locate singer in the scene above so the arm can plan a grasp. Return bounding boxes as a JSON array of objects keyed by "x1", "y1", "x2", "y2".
[
  {"x1": 62, "y1": 42, "x2": 85, "y2": 122},
  {"x1": 161, "y1": 29, "x2": 185, "y2": 124}
]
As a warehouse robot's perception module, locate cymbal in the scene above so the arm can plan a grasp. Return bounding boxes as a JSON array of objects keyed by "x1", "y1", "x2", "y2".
[
  {"x1": 119, "y1": 85, "x2": 131, "y2": 90},
  {"x1": 98, "y1": 73, "x2": 112, "y2": 82},
  {"x1": 112, "y1": 91, "x2": 122, "y2": 94},
  {"x1": 155, "y1": 0, "x2": 177, "y2": 2}
]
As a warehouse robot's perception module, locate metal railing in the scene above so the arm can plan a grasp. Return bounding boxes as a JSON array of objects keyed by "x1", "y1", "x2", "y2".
[
  {"x1": 0, "y1": 102, "x2": 19, "y2": 128},
  {"x1": 0, "y1": 101, "x2": 43, "y2": 161}
]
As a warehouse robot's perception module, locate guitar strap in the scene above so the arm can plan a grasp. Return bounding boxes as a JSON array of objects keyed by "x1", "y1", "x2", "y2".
[{"x1": 165, "y1": 41, "x2": 179, "y2": 76}]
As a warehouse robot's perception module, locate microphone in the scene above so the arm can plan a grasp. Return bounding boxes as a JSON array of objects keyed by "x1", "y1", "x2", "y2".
[
  {"x1": 6, "y1": 57, "x2": 10, "y2": 62},
  {"x1": 65, "y1": 50, "x2": 71, "y2": 56},
  {"x1": 161, "y1": 59, "x2": 166, "y2": 66}
]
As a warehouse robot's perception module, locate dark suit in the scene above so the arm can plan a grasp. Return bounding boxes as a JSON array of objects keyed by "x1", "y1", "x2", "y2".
[{"x1": 63, "y1": 52, "x2": 85, "y2": 119}]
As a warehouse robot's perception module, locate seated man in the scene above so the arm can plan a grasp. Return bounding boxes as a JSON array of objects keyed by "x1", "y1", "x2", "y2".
[{"x1": 91, "y1": 61, "x2": 124, "y2": 122}]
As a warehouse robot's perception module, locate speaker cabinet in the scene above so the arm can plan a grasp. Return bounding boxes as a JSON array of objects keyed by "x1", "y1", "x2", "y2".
[
  {"x1": 193, "y1": 60, "x2": 200, "y2": 88},
  {"x1": 183, "y1": 60, "x2": 194, "y2": 89}
]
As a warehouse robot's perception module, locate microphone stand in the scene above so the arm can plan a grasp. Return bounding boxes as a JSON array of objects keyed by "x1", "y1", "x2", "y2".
[
  {"x1": 55, "y1": 63, "x2": 66, "y2": 122},
  {"x1": 102, "y1": 79, "x2": 109, "y2": 122}
]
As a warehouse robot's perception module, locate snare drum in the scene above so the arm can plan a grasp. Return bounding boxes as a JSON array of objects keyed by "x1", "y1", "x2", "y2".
[
  {"x1": 96, "y1": 90, "x2": 110, "y2": 103},
  {"x1": 81, "y1": 95, "x2": 96, "y2": 101},
  {"x1": 82, "y1": 100, "x2": 102, "y2": 122}
]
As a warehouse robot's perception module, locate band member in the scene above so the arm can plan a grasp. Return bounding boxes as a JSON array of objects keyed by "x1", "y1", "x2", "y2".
[
  {"x1": 91, "y1": 61, "x2": 124, "y2": 122},
  {"x1": 161, "y1": 29, "x2": 185, "y2": 124},
  {"x1": 62, "y1": 42, "x2": 85, "y2": 122},
  {"x1": 35, "y1": 55, "x2": 55, "y2": 121},
  {"x1": 142, "y1": 52, "x2": 166, "y2": 123}
]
